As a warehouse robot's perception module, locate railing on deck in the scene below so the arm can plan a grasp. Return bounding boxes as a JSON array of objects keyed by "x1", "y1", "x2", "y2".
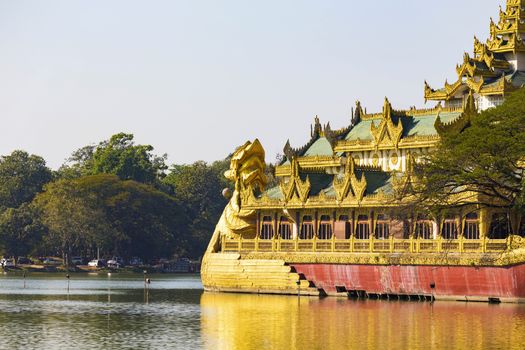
[{"x1": 221, "y1": 235, "x2": 511, "y2": 254}]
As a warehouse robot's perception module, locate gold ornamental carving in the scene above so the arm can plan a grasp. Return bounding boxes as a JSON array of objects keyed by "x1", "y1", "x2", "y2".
[
  {"x1": 279, "y1": 159, "x2": 311, "y2": 203},
  {"x1": 203, "y1": 139, "x2": 267, "y2": 254},
  {"x1": 370, "y1": 98, "x2": 404, "y2": 149},
  {"x1": 390, "y1": 152, "x2": 399, "y2": 166},
  {"x1": 350, "y1": 172, "x2": 367, "y2": 202}
]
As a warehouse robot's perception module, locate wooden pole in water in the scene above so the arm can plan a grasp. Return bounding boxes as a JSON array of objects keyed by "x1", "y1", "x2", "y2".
[{"x1": 143, "y1": 270, "x2": 147, "y2": 303}]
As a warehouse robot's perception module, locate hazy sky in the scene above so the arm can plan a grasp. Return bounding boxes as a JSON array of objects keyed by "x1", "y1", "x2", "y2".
[{"x1": 0, "y1": 0, "x2": 500, "y2": 169}]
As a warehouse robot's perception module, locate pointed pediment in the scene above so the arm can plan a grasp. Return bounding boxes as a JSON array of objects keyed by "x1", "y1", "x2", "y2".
[
  {"x1": 333, "y1": 159, "x2": 354, "y2": 201},
  {"x1": 370, "y1": 98, "x2": 403, "y2": 149},
  {"x1": 351, "y1": 172, "x2": 367, "y2": 202},
  {"x1": 279, "y1": 159, "x2": 311, "y2": 203},
  {"x1": 332, "y1": 158, "x2": 367, "y2": 202}
]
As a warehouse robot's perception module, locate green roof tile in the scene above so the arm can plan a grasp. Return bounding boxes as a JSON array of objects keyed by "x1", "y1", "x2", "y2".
[
  {"x1": 303, "y1": 137, "x2": 333, "y2": 157},
  {"x1": 402, "y1": 112, "x2": 462, "y2": 137},
  {"x1": 345, "y1": 119, "x2": 381, "y2": 141},
  {"x1": 263, "y1": 186, "x2": 284, "y2": 200},
  {"x1": 402, "y1": 116, "x2": 436, "y2": 137},
  {"x1": 344, "y1": 112, "x2": 463, "y2": 141}
]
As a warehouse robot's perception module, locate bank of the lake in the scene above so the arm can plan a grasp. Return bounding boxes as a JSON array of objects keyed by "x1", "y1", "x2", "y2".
[{"x1": 0, "y1": 273, "x2": 524, "y2": 349}]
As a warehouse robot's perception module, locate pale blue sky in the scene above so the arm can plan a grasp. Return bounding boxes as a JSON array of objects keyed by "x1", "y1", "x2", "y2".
[{"x1": 0, "y1": 0, "x2": 500, "y2": 169}]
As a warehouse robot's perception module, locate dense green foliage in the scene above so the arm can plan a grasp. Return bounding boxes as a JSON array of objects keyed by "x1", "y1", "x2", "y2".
[
  {"x1": 163, "y1": 160, "x2": 230, "y2": 255},
  {"x1": 413, "y1": 88, "x2": 525, "y2": 213},
  {"x1": 0, "y1": 134, "x2": 234, "y2": 261},
  {"x1": 0, "y1": 204, "x2": 45, "y2": 258},
  {"x1": 34, "y1": 175, "x2": 188, "y2": 261},
  {"x1": 0, "y1": 151, "x2": 53, "y2": 209},
  {"x1": 33, "y1": 177, "x2": 115, "y2": 259},
  {"x1": 60, "y1": 133, "x2": 167, "y2": 184},
  {"x1": 91, "y1": 133, "x2": 167, "y2": 184}
]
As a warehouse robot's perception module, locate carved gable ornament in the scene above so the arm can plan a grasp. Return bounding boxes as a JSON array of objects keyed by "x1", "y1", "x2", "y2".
[
  {"x1": 332, "y1": 158, "x2": 367, "y2": 202},
  {"x1": 279, "y1": 159, "x2": 311, "y2": 203},
  {"x1": 370, "y1": 98, "x2": 404, "y2": 149},
  {"x1": 333, "y1": 160, "x2": 353, "y2": 201}
]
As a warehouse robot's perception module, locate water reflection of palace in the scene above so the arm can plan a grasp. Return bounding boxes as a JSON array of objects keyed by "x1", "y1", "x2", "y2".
[{"x1": 200, "y1": 293, "x2": 525, "y2": 350}]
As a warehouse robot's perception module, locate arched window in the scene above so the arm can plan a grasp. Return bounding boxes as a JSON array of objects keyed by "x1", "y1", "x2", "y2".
[
  {"x1": 318, "y1": 215, "x2": 333, "y2": 240},
  {"x1": 464, "y1": 213, "x2": 480, "y2": 240},
  {"x1": 489, "y1": 213, "x2": 510, "y2": 239},
  {"x1": 300, "y1": 216, "x2": 314, "y2": 240},
  {"x1": 278, "y1": 217, "x2": 292, "y2": 240},
  {"x1": 356, "y1": 215, "x2": 370, "y2": 240},
  {"x1": 415, "y1": 215, "x2": 433, "y2": 239},
  {"x1": 442, "y1": 215, "x2": 458, "y2": 239},
  {"x1": 375, "y1": 214, "x2": 390, "y2": 239},
  {"x1": 260, "y1": 216, "x2": 274, "y2": 240}
]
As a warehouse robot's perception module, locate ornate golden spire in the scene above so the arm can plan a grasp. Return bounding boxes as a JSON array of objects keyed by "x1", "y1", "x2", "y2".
[
  {"x1": 487, "y1": 0, "x2": 525, "y2": 53},
  {"x1": 425, "y1": 0, "x2": 522, "y2": 103}
]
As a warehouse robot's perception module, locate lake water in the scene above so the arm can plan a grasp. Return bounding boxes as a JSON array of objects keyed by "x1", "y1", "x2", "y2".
[{"x1": 0, "y1": 273, "x2": 524, "y2": 349}]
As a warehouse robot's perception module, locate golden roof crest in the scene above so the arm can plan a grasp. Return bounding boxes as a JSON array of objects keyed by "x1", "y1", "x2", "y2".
[{"x1": 370, "y1": 98, "x2": 404, "y2": 149}]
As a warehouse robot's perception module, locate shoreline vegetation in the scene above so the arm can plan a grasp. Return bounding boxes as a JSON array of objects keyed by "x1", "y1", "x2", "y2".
[
  {"x1": 1, "y1": 265, "x2": 201, "y2": 275},
  {"x1": 0, "y1": 133, "x2": 256, "y2": 267}
]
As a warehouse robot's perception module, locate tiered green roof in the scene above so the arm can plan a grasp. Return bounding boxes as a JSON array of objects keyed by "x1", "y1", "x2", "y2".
[{"x1": 252, "y1": 2, "x2": 525, "y2": 209}]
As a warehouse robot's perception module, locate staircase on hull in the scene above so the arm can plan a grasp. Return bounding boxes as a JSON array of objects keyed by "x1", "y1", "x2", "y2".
[{"x1": 202, "y1": 253, "x2": 320, "y2": 296}]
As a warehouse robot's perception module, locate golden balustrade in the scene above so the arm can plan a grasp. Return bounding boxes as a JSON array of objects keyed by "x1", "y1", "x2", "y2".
[{"x1": 221, "y1": 235, "x2": 511, "y2": 254}]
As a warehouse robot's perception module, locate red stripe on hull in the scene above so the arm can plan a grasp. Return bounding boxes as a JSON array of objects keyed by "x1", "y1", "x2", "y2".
[{"x1": 292, "y1": 264, "x2": 525, "y2": 300}]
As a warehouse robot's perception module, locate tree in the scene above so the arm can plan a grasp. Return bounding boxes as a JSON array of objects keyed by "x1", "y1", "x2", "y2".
[
  {"x1": 0, "y1": 203, "x2": 45, "y2": 258},
  {"x1": 59, "y1": 133, "x2": 167, "y2": 184},
  {"x1": 74, "y1": 174, "x2": 188, "y2": 259},
  {"x1": 57, "y1": 145, "x2": 96, "y2": 179},
  {"x1": 92, "y1": 133, "x2": 167, "y2": 183},
  {"x1": 0, "y1": 150, "x2": 53, "y2": 209},
  {"x1": 33, "y1": 178, "x2": 114, "y2": 263},
  {"x1": 163, "y1": 160, "x2": 230, "y2": 255},
  {"x1": 411, "y1": 88, "x2": 525, "y2": 214},
  {"x1": 34, "y1": 174, "x2": 189, "y2": 261}
]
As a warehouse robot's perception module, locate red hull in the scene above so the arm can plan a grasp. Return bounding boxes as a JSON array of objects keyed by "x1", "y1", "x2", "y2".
[{"x1": 292, "y1": 263, "x2": 525, "y2": 302}]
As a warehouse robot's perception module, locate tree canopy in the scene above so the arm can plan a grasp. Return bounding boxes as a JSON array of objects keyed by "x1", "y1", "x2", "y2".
[
  {"x1": 162, "y1": 160, "x2": 230, "y2": 254},
  {"x1": 60, "y1": 133, "x2": 167, "y2": 184},
  {"x1": 0, "y1": 133, "x2": 261, "y2": 260},
  {"x1": 412, "y1": 88, "x2": 525, "y2": 214},
  {"x1": 0, "y1": 204, "x2": 44, "y2": 257},
  {"x1": 33, "y1": 177, "x2": 114, "y2": 260},
  {"x1": 33, "y1": 174, "x2": 189, "y2": 261},
  {"x1": 0, "y1": 151, "x2": 53, "y2": 209}
]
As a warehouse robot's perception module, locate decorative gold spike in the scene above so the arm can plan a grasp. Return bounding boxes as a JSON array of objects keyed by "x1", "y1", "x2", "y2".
[
  {"x1": 333, "y1": 158, "x2": 354, "y2": 201},
  {"x1": 350, "y1": 172, "x2": 367, "y2": 202},
  {"x1": 279, "y1": 158, "x2": 310, "y2": 204}
]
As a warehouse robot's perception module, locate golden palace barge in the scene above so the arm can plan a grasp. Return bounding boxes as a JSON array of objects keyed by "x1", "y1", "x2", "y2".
[{"x1": 201, "y1": 0, "x2": 525, "y2": 302}]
